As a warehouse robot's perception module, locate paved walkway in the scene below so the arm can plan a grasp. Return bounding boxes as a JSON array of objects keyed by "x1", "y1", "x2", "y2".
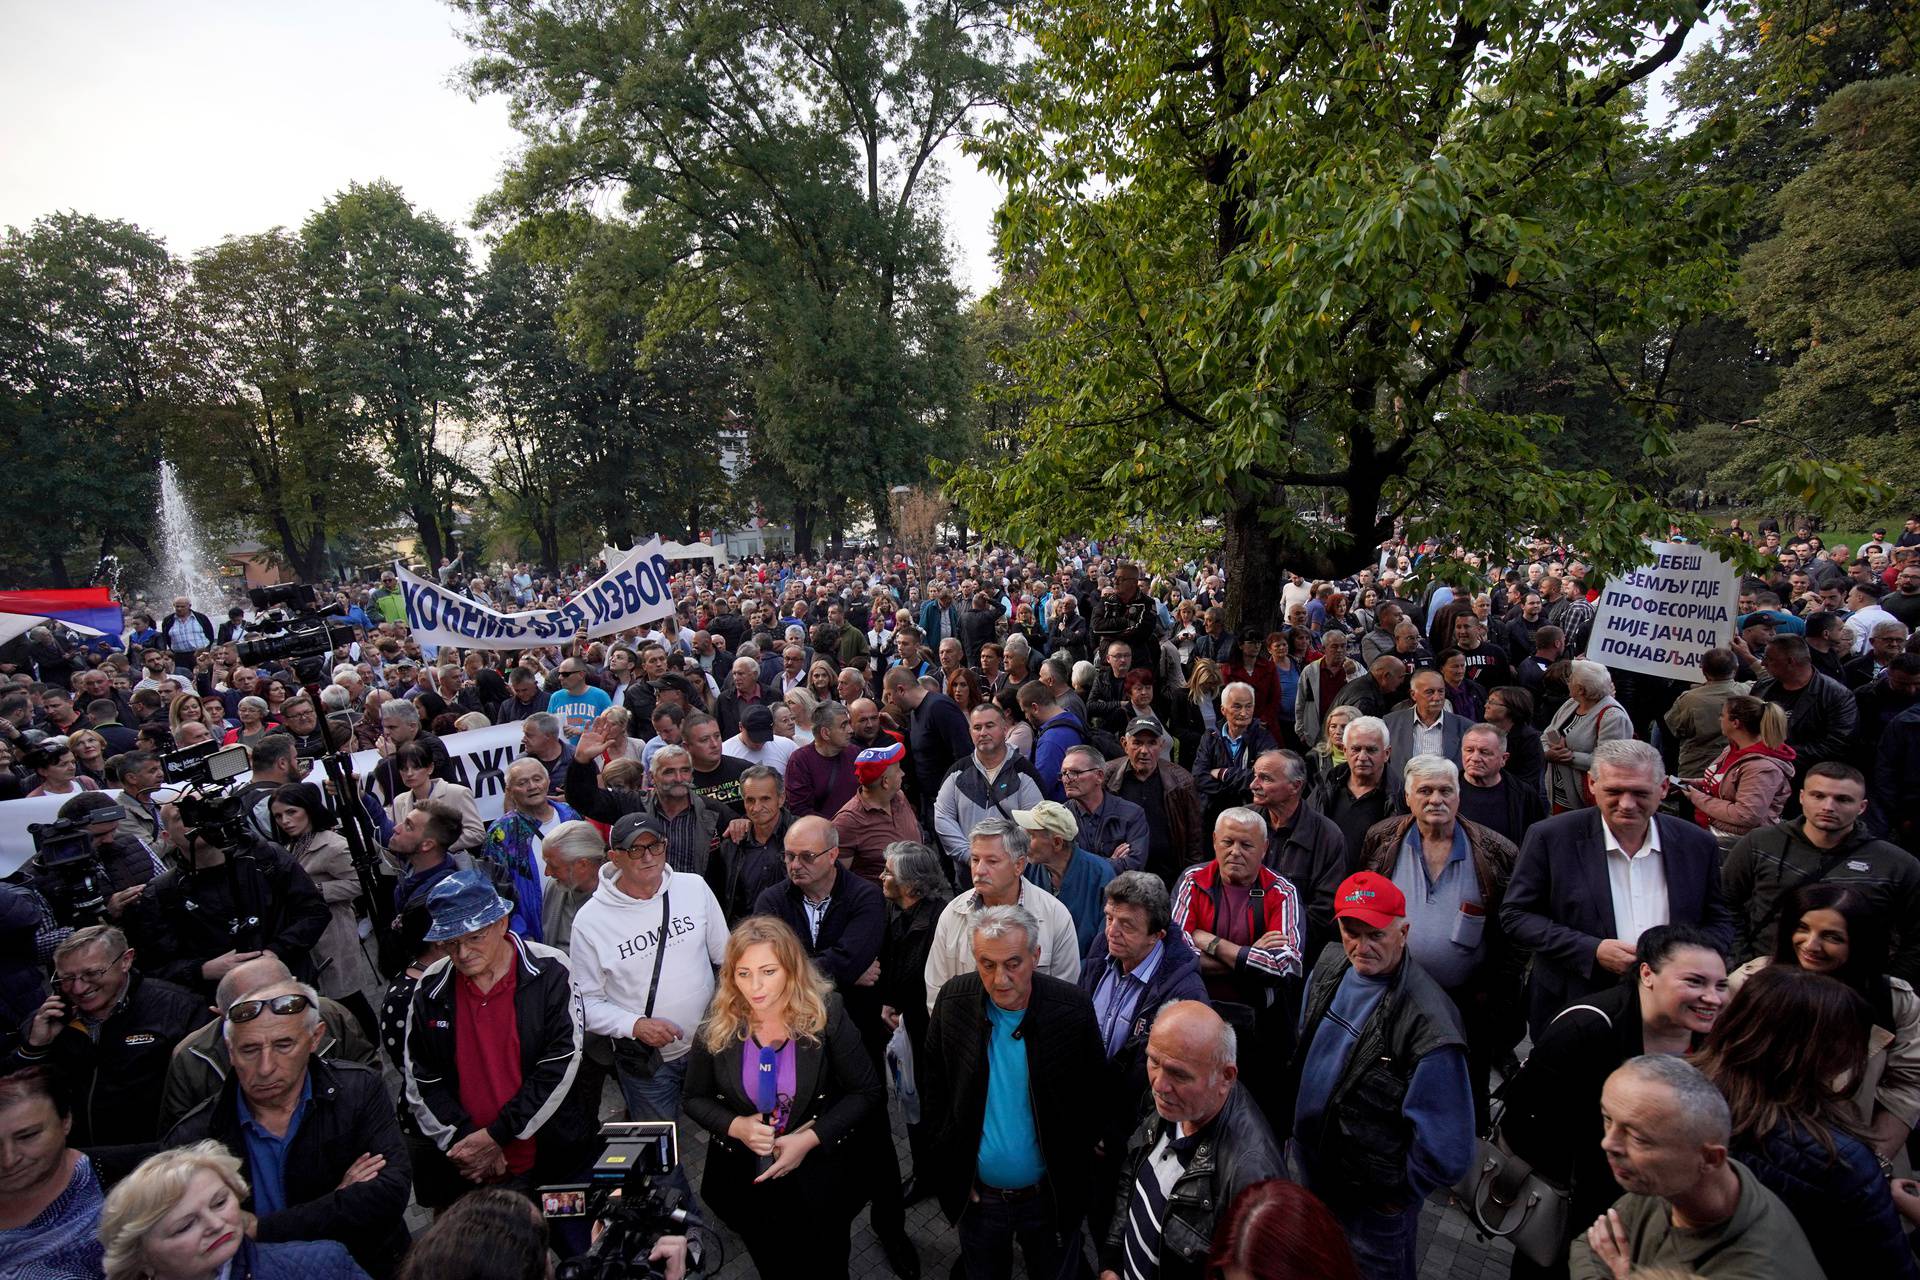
[{"x1": 663, "y1": 1086, "x2": 1516, "y2": 1279}]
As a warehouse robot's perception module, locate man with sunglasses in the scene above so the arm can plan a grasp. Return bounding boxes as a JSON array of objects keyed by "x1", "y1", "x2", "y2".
[
  {"x1": 400, "y1": 870, "x2": 599, "y2": 1246},
  {"x1": 11, "y1": 923, "x2": 203, "y2": 1145},
  {"x1": 166, "y1": 978, "x2": 412, "y2": 1276}
]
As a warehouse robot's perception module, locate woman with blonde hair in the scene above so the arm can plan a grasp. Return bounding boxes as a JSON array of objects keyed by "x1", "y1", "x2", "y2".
[
  {"x1": 99, "y1": 1140, "x2": 368, "y2": 1280},
  {"x1": 65, "y1": 728, "x2": 111, "y2": 786},
  {"x1": 681, "y1": 916, "x2": 880, "y2": 1277},
  {"x1": 781, "y1": 686, "x2": 818, "y2": 744},
  {"x1": 1679, "y1": 695, "x2": 1796, "y2": 847},
  {"x1": 1187, "y1": 656, "x2": 1225, "y2": 737},
  {"x1": 168, "y1": 692, "x2": 207, "y2": 738}
]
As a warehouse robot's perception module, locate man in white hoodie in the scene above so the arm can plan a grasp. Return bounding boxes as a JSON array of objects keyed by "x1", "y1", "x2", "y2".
[{"x1": 567, "y1": 811, "x2": 729, "y2": 1131}]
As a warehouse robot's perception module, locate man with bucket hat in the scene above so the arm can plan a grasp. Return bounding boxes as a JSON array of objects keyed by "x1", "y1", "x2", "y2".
[
  {"x1": 1285, "y1": 870, "x2": 1476, "y2": 1279},
  {"x1": 400, "y1": 868, "x2": 599, "y2": 1236}
]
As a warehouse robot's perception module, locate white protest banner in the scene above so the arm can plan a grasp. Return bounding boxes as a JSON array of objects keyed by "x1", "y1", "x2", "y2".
[
  {"x1": 0, "y1": 722, "x2": 530, "y2": 877},
  {"x1": 399, "y1": 537, "x2": 677, "y2": 650},
  {"x1": 1587, "y1": 541, "x2": 1737, "y2": 683}
]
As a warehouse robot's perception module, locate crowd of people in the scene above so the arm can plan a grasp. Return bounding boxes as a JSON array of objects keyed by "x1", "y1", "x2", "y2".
[{"x1": 2, "y1": 513, "x2": 1919, "y2": 1280}]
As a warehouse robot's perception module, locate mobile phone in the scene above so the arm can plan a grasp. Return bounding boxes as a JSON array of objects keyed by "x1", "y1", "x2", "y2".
[{"x1": 1667, "y1": 775, "x2": 1682, "y2": 788}]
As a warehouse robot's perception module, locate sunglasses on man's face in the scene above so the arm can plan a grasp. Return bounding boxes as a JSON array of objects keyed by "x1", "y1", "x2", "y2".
[{"x1": 226, "y1": 993, "x2": 312, "y2": 1024}]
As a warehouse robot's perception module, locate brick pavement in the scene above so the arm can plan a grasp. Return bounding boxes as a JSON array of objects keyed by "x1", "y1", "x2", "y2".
[{"x1": 663, "y1": 1085, "x2": 1516, "y2": 1280}]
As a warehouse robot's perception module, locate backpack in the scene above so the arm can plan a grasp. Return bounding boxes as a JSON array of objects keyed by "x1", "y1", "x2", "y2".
[{"x1": 1039, "y1": 714, "x2": 1123, "y2": 764}]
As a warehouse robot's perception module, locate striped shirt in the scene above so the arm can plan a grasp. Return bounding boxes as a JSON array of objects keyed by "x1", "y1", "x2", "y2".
[{"x1": 1123, "y1": 1126, "x2": 1201, "y2": 1280}]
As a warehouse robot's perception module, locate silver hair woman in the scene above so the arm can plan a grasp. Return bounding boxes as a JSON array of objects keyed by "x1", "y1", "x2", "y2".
[{"x1": 1544, "y1": 658, "x2": 1632, "y2": 812}]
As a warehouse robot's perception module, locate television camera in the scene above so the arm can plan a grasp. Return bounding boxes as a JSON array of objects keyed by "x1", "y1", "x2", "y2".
[
  {"x1": 546, "y1": 1122, "x2": 711, "y2": 1280},
  {"x1": 25, "y1": 816, "x2": 111, "y2": 928},
  {"x1": 233, "y1": 584, "x2": 357, "y2": 684}
]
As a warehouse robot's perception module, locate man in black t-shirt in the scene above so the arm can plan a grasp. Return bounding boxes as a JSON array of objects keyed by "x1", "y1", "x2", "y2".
[
  {"x1": 681, "y1": 710, "x2": 747, "y2": 815},
  {"x1": 1453, "y1": 615, "x2": 1512, "y2": 690}
]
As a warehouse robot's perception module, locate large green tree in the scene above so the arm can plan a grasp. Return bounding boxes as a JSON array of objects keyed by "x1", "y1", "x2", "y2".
[
  {"x1": 302, "y1": 181, "x2": 476, "y2": 567},
  {"x1": 0, "y1": 213, "x2": 176, "y2": 587},
  {"x1": 1735, "y1": 76, "x2": 1920, "y2": 512},
  {"x1": 947, "y1": 0, "x2": 1782, "y2": 626},
  {"x1": 168, "y1": 230, "x2": 372, "y2": 582},
  {"x1": 451, "y1": 0, "x2": 1007, "y2": 553}
]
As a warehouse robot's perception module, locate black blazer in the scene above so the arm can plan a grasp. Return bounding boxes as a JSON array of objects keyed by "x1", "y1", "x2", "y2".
[
  {"x1": 682, "y1": 994, "x2": 880, "y2": 1225},
  {"x1": 753, "y1": 872, "x2": 889, "y2": 1058},
  {"x1": 1500, "y1": 809, "x2": 1733, "y2": 1036}
]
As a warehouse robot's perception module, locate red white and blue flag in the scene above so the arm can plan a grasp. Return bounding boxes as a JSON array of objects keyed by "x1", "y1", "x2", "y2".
[{"x1": 0, "y1": 587, "x2": 124, "y2": 646}]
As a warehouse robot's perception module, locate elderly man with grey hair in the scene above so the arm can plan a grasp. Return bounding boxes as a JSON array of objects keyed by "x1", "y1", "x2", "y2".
[
  {"x1": 1503, "y1": 738, "x2": 1734, "y2": 1037},
  {"x1": 1570, "y1": 1055, "x2": 1821, "y2": 1280},
  {"x1": 1310, "y1": 712, "x2": 1397, "y2": 869},
  {"x1": 1355, "y1": 754, "x2": 1524, "y2": 1128},
  {"x1": 370, "y1": 694, "x2": 449, "y2": 803},
  {"x1": 165, "y1": 976, "x2": 412, "y2": 1274},
  {"x1": 924, "y1": 817, "x2": 1083, "y2": 1011},
  {"x1": 923, "y1": 901, "x2": 1104, "y2": 1280}
]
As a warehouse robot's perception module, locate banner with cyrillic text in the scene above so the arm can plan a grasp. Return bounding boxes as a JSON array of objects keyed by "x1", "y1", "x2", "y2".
[
  {"x1": 0, "y1": 722, "x2": 527, "y2": 878},
  {"x1": 1587, "y1": 541, "x2": 1737, "y2": 682},
  {"x1": 398, "y1": 539, "x2": 677, "y2": 649}
]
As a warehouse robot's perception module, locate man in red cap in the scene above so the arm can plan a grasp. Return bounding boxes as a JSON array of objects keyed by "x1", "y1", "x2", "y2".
[
  {"x1": 1284, "y1": 870, "x2": 1476, "y2": 1280},
  {"x1": 832, "y1": 739, "x2": 923, "y2": 886}
]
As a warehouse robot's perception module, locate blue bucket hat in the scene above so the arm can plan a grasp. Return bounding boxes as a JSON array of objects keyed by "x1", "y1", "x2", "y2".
[{"x1": 423, "y1": 867, "x2": 512, "y2": 943}]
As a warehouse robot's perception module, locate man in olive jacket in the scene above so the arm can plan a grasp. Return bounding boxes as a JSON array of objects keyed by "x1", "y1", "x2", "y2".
[{"x1": 923, "y1": 903, "x2": 1104, "y2": 1280}]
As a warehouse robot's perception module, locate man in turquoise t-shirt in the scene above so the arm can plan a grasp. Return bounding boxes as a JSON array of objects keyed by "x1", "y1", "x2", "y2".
[{"x1": 546, "y1": 659, "x2": 611, "y2": 744}]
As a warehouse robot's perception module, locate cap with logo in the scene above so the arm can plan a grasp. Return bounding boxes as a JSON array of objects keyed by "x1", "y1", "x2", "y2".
[
  {"x1": 1332, "y1": 871, "x2": 1406, "y2": 929},
  {"x1": 609, "y1": 811, "x2": 670, "y2": 850},
  {"x1": 853, "y1": 739, "x2": 906, "y2": 786},
  {"x1": 1123, "y1": 717, "x2": 1163, "y2": 740}
]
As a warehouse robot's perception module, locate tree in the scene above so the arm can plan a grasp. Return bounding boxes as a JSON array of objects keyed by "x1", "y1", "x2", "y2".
[
  {"x1": 452, "y1": 0, "x2": 1007, "y2": 553},
  {"x1": 0, "y1": 213, "x2": 176, "y2": 587},
  {"x1": 1735, "y1": 76, "x2": 1920, "y2": 514},
  {"x1": 302, "y1": 181, "x2": 476, "y2": 567},
  {"x1": 944, "y1": 0, "x2": 1801, "y2": 628},
  {"x1": 168, "y1": 230, "x2": 373, "y2": 582}
]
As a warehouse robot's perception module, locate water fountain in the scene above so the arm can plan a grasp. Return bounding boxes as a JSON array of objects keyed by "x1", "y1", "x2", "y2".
[{"x1": 148, "y1": 460, "x2": 227, "y2": 610}]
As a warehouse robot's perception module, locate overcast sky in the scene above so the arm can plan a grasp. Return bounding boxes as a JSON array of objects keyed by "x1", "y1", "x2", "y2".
[{"x1": 0, "y1": 0, "x2": 1006, "y2": 294}]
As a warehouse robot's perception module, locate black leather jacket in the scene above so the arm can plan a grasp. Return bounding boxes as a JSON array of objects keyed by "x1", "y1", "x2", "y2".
[{"x1": 1099, "y1": 1083, "x2": 1286, "y2": 1280}]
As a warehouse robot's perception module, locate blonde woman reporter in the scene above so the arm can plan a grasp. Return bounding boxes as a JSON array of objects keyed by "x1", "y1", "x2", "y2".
[{"x1": 681, "y1": 916, "x2": 880, "y2": 1278}]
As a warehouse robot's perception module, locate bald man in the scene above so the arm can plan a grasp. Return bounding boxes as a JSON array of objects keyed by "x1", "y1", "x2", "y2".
[
  {"x1": 1099, "y1": 1001, "x2": 1285, "y2": 1280},
  {"x1": 158, "y1": 954, "x2": 378, "y2": 1130}
]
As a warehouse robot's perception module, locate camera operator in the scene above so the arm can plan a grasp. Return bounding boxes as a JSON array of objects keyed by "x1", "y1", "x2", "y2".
[
  {"x1": 45, "y1": 792, "x2": 166, "y2": 916},
  {"x1": 394, "y1": 1187, "x2": 692, "y2": 1280},
  {"x1": 233, "y1": 732, "x2": 304, "y2": 842},
  {"x1": 135, "y1": 800, "x2": 330, "y2": 1000},
  {"x1": 8, "y1": 924, "x2": 204, "y2": 1144}
]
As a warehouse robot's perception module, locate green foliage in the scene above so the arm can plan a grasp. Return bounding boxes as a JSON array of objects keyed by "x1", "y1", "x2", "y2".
[
  {"x1": 452, "y1": 0, "x2": 1010, "y2": 551},
  {"x1": 948, "y1": 0, "x2": 1780, "y2": 624},
  {"x1": 0, "y1": 213, "x2": 177, "y2": 586},
  {"x1": 167, "y1": 229, "x2": 377, "y2": 581},
  {"x1": 1735, "y1": 76, "x2": 1918, "y2": 517},
  {"x1": 301, "y1": 181, "x2": 478, "y2": 567}
]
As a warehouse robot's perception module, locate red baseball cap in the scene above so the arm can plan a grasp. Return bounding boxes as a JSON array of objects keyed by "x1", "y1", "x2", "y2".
[{"x1": 1333, "y1": 872, "x2": 1406, "y2": 929}]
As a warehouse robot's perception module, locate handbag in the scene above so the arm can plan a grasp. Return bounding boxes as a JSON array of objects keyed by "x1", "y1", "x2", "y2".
[
  {"x1": 612, "y1": 890, "x2": 672, "y2": 1080},
  {"x1": 1452, "y1": 1104, "x2": 1571, "y2": 1266}
]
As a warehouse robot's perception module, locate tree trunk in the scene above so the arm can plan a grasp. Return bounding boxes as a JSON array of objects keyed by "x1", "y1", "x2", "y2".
[
  {"x1": 1222, "y1": 498, "x2": 1286, "y2": 634},
  {"x1": 46, "y1": 551, "x2": 71, "y2": 589},
  {"x1": 536, "y1": 526, "x2": 560, "y2": 577},
  {"x1": 792, "y1": 500, "x2": 817, "y2": 558}
]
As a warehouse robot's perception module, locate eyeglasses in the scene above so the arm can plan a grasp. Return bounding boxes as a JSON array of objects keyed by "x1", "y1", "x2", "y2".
[
  {"x1": 53, "y1": 957, "x2": 125, "y2": 989},
  {"x1": 1059, "y1": 766, "x2": 1101, "y2": 779},
  {"x1": 225, "y1": 994, "x2": 312, "y2": 1024},
  {"x1": 783, "y1": 848, "x2": 833, "y2": 865}
]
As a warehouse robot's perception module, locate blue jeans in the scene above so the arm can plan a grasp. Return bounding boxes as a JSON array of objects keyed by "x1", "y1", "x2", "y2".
[
  {"x1": 955, "y1": 1186, "x2": 1086, "y2": 1280},
  {"x1": 1336, "y1": 1201, "x2": 1421, "y2": 1280},
  {"x1": 614, "y1": 1051, "x2": 692, "y2": 1198}
]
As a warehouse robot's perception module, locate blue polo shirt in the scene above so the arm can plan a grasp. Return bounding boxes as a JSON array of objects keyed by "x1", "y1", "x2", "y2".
[
  {"x1": 1388, "y1": 825, "x2": 1485, "y2": 991},
  {"x1": 977, "y1": 1002, "x2": 1045, "y2": 1190},
  {"x1": 236, "y1": 1074, "x2": 312, "y2": 1217}
]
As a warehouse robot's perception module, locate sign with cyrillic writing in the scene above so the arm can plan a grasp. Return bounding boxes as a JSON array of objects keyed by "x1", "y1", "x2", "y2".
[
  {"x1": 1587, "y1": 542, "x2": 1737, "y2": 682},
  {"x1": 0, "y1": 722, "x2": 530, "y2": 878},
  {"x1": 398, "y1": 539, "x2": 676, "y2": 650}
]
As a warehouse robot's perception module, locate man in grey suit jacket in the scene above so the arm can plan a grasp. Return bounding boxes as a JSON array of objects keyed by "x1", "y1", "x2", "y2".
[
  {"x1": 1500, "y1": 740, "x2": 1734, "y2": 1036},
  {"x1": 1384, "y1": 670, "x2": 1472, "y2": 785}
]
